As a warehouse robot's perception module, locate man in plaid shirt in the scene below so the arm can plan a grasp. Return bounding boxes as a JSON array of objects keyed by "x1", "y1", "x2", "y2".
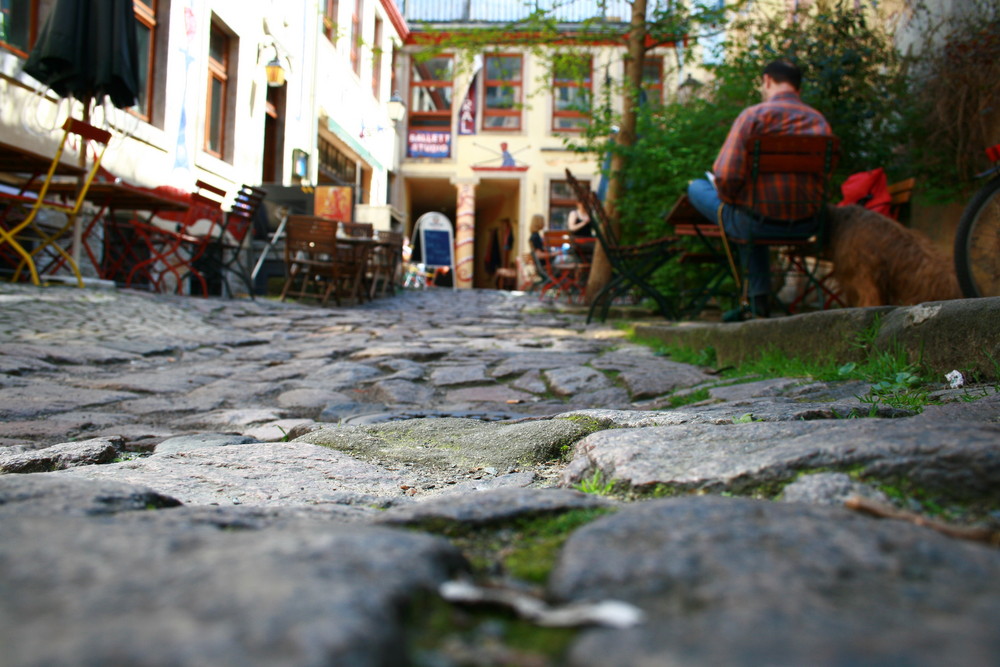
[{"x1": 687, "y1": 60, "x2": 832, "y2": 318}]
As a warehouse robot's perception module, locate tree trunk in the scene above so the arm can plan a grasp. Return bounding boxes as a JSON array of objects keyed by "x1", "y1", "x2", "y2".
[{"x1": 585, "y1": 0, "x2": 647, "y2": 305}]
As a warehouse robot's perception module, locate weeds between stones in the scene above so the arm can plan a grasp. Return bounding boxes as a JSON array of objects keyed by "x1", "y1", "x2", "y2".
[
  {"x1": 402, "y1": 507, "x2": 616, "y2": 663},
  {"x1": 573, "y1": 470, "x2": 617, "y2": 496},
  {"x1": 624, "y1": 317, "x2": 962, "y2": 414}
]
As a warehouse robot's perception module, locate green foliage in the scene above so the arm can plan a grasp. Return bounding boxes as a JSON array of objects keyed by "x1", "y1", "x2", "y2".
[
  {"x1": 901, "y1": 0, "x2": 1000, "y2": 201},
  {"x1": 407, "y1": 594, "x2": 578, "y2": 665},
  {"x1": 502, "y1": 509, "x2": 612, "y2": 582},
  {"x1": 668, "y1": 387, "x2": 711, "y2": 408},
  {"x1": 574, "y1": 470, "x2": 617, "y2": 496},
  {"x1": 702, "y1": 0, "x2": 909, "y2": 182},
  {"x1": 626, "y1": 324, "x2": 940, "y2": 414},
  {"x1": 732, "y1": 413, "x2": 761, "y2": 424}
]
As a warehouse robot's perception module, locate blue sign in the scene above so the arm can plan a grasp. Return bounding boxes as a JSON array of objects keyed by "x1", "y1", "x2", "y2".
[
  {"x1": 408, "y1": 131, "x2": 451, "y2": 158},
  {"x1": 415, "y1": 212, "x2": 455, "y2": 279}
]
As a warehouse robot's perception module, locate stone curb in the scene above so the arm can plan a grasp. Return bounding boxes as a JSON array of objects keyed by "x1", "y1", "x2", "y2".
[{"x1": 634, "y1": 297, "x2": 1000, "y2": 380}]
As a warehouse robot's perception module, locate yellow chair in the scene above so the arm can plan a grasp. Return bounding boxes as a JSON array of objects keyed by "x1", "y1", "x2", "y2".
[{"x1": 0, "y1": 118, "x2": 112, "y2": 286}]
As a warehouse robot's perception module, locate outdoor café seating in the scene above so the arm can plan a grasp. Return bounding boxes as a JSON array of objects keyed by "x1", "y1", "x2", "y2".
[
  {"x1": 279, "y1": 215, "x2": 371, "y2": 306},
  {"x1": 565, "y1": 169, "x2": 681, "y2": 323},
  {"x1": 198, "y1": 184, "x2": 268, "y2": 298},
  {"x1": 539, "y1": 229, "x2": 592, "y2": 304},
  {"x1": 669, "y1": 134, "x2": 840, "y2": 318},
  {"x1": 113, "y1": 180, "x2": 226, "y2": 295},
  {"x1": 368, "y1": 230, "x2": 404, "y2": 299},
  {"x1": 0, "y1": 118, "x2": 111, "y2": 286}
]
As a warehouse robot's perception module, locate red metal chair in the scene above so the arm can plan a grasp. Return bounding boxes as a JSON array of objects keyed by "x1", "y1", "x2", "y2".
[
  {"x1": 540, "y1": 229, "x2": 591, "y2": 304},
  {"x1": 119, "y1": 180, "x2": 225, "y2": 295}
]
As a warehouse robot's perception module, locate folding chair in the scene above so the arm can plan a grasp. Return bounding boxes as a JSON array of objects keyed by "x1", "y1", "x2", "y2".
[
  {"x1": 368, "y1": 230, "x2": 404, "y2": 299},
  {"x1": 201, "y1": 184, "x2": 267, "y2": 298},
  {"x1": 674, "y1": 134, "x2": 840, "y2": 317},
  {"x1": 338, "y1": 221, "x2": 375, "y2": 304},
  {"x1": 122, "y1": 180, "x2": 224, "y2": 295},
  {"x1": 565, "y1": 169, "x2": 682, "y2": 323},
  {"x1": 541, "y1": 229, "x2": 590, "y2": 304},
  {"x1": 0, "y1": 118, "x2": 111, "y2": 286}
]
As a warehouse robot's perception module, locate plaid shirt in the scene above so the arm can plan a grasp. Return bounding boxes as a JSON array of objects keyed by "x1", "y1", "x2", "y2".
[{"x1": 713, "y1": 91, "x2": 832, "y2": 221}]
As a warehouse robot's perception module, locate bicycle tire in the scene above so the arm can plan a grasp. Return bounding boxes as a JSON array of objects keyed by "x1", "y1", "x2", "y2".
[{"x1": 954, "y1": 176, "x2": 1000, "y2": 298}]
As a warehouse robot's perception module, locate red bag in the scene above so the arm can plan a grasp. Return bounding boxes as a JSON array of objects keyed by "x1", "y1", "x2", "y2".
[{"x1": 838, "y1": 167, "x2": 891, "y2": 216}]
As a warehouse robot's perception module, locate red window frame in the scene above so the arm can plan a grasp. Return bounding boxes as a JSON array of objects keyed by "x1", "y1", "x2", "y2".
[
  {"x1": 350, "y1": 0, "x2": 362, "y2": 75},
  {"x1": 323, "y1": 0, "x2": 339, "y2": 43},
  {"x1": 482, "y1": 53, "x2": 522, "y2": 132},
  {"x1": 131, "y1": 0, "x2": 157, "y2": 121},
  {"x1": 204, "y1": 21, "x2": 230, "y2": 159},
  {"x1": 0, "y1": 0, "x2": 40, "y2": 57},
  {"x1": 552, "y1": 55, "x2": 592, "y2": 133},
  {"x1": 0, "y1": 0, "x2": 41, "y2": 58},
  {"x1": 371, "y1": 16, "x2": 383, "y2": 99},
  {"x1": 549, "y1": 179, "x2": 589, "y2": 231},
  {"x1": 408, "y1": 54, "x2": 454, "y2": 131},
  {"x1": 642, "y1": 55, "x2": 664, "y2": 105}
]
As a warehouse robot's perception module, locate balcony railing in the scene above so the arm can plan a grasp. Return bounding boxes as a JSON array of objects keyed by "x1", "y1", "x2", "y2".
[{"x1": 400, "y1": 0, "x2": 641, "y2": 24}]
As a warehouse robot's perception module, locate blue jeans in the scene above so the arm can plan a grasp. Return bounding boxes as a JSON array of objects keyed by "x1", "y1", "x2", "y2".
[{"x1": 686, "y1": 179, "x2": 819, "y2": 298}]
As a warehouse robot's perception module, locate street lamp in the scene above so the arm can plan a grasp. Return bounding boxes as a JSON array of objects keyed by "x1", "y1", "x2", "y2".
[
  {"x1": 387, "y1": 91, "x2": 406, "y2": 123},
  {"x1": 265, "y1": 55, "x2": 286, "y2": 87}
]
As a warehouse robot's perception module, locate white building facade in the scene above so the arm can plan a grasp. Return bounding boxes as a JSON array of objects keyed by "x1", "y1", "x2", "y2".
[{"x1": 0, "y1": 0, "x2": 406, "y2": 225}]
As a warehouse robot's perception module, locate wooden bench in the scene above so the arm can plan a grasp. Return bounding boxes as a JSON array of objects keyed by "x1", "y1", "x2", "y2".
[{"x1": 887, "y1": 177, "x2": 916, "y2": 222}]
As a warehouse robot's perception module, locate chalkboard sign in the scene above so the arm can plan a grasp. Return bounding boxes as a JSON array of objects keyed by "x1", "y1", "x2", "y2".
[{"x1": 415, "y1": 212, "x2": 455, "y2": 273}]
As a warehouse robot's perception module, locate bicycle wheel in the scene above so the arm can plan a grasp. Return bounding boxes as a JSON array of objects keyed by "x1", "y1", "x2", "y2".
[{"x1": 954, "y1": 176, "x2": 1000, "y2": 297}]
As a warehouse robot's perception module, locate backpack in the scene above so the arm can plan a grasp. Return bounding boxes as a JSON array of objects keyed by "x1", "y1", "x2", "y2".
[{"x1": 838, "y1": 167, "x2": 892, "y2": 216}]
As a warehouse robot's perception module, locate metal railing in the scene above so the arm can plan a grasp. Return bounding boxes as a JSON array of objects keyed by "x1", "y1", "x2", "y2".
[{"x1": 400, "y1": 0, "x2": 640, "y2": 24}]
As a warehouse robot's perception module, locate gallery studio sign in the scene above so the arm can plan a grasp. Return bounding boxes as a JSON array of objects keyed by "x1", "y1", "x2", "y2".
[{"x1": 408, "y1": 131, "x2": 451, "y2": 158}]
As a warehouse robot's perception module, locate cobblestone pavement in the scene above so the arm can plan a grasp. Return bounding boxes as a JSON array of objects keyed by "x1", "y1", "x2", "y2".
[{"x1": 0, "y1": 283, "x2": 647, "y2": 451}]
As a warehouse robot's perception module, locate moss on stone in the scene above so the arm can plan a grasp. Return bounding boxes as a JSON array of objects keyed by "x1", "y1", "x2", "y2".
[
  {"x1": 411, "y1": 507, "x2": 616, "y2": 585},
  {"x1": 404, "y1": 592, "x2": 578, "y2": 665}
]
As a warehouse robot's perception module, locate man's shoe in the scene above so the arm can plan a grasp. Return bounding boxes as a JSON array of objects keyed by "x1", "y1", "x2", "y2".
[{"x1": 751, "y1": 295, "x2": 771, "y2": 319}]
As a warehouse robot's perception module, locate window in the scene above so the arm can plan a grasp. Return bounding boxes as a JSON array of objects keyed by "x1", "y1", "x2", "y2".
[
  {"x1": 205, "y1": 21, "x2": 230, "y2": 159},
  {"x1": 0, "y1": 0, "x2": 47, "y2": 58},
  {"x1": 371, "y1": 16, "x2": 382, "y2": 99},
  {"x1": 483, "y1": 54, "x2": 521, "y2": 131},
  {"x1": 323, "y1": 0, "x2": 338, "y2": 43},
  {"x1": 318, "y1": 135, "x2": 356, "y2": 185},
  {"x1": 350, "y1": 0, "x2": 362, "y2": 75},
  {"x1": 641, "y1": 55, "x2": 663, "y2": 105},
  {"x1": 552, "y1": 55, "x2": 591, "y2": 132},
  {"x1": 549, "y1": 179, "x2": 588, "y2": 231},
  {"x1": 409, "y1": 55, "x2": 453, "y2": 130},
  {"x1": 132, "y1": 0, "x2": 157, "y2": 121}
]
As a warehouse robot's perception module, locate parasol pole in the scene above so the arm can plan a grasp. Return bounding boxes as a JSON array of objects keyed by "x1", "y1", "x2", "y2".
[{"x1": 70, "y1": 97, "x2": 92, "y2": 275}]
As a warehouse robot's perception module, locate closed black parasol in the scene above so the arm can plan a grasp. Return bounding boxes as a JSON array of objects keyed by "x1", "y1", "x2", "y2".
[{"x1": 23, "y1": 0, "x2": 140, "y2": 111}]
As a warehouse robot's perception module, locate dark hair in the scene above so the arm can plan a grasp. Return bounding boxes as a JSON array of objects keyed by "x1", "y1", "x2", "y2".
[{"x1": 762, "y1": 60, "x2": 802, "y2": 90}]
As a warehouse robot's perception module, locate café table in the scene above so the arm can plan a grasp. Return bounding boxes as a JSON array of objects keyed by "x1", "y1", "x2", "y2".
[
  {"x1": 0, "y1": 139, "x2": 87, "y2": 187},
  {"x1": 35, "y1": 180, "x2": 192, "y2": 284}
]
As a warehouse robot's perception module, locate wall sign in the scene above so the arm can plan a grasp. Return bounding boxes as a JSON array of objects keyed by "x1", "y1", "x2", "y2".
[{"x1": 408, "y1": 131, "x2": 451, "y2": 158}]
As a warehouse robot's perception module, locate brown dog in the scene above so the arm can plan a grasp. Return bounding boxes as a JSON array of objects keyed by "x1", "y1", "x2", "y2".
[{"x1": 824, "y1": 205, "x2": 962, "y2": 307}]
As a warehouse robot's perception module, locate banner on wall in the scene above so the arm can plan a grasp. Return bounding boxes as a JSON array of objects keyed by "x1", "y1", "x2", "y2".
[
  {"x1": 408, "y1": 131, "x2": 451, "y2": 158},
  {"x1": 458, "y1": 72, "x2": 478, "y2": 135},
  {"x1": 314, "y1": 186, "x2": 354, "y2": 221}
]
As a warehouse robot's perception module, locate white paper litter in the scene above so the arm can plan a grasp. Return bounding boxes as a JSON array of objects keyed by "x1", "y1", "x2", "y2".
[
  {"x1": 439, "y1": 579, "x2": 645, "y2": 628},
  {"x1": 945, "y1": 370, "x2": 965, "y2": 389}
]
